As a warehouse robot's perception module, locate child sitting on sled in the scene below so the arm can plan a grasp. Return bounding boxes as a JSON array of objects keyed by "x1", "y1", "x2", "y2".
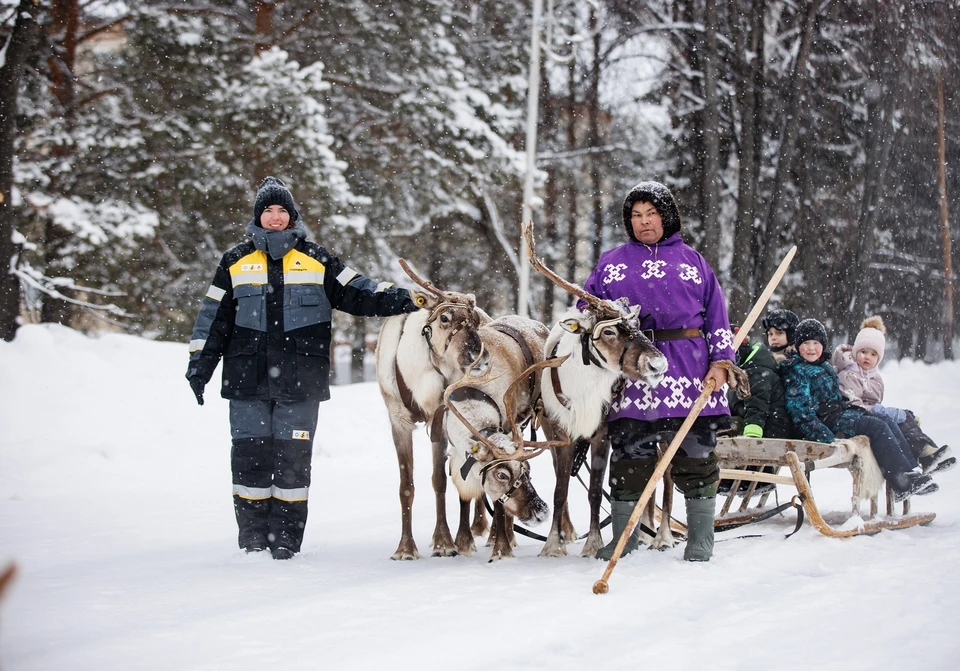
[
  {"x1": 719, "y1": 325, "x2": 795, "y2": 496},
  {"x1": 762, "y1": 308, "x2": 799, "y2": 364},
  {"x1": 831, "y1": 316, "x2": 955, "y2": 476},
  {"x1": 781, "y1": 318, "x2": 939, "y2": 503}
]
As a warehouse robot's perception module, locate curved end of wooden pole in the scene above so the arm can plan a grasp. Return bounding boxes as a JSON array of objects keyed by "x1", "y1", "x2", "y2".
[{"x1": 592, "y1": 580, "x2": 609, "y2": 595}]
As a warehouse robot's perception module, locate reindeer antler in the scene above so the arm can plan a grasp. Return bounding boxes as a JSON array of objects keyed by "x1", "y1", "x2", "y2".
[
  {"x1": 501, "y1": 356, "x2": 572, "y2": 453},
  {"x1": 443, "y1": 360, "x2": 553, "y2": 462},
  {"x1": 521, "y1": 222, "x2": 621, "y2": 318},
  {"x1": 398, "y1": 258, "x2": 446, "y2": 300}
]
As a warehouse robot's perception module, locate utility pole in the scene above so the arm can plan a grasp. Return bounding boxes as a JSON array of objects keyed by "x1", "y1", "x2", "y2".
[{"x1": 518, "y1": 0, "x2": 544, "y2": 318}]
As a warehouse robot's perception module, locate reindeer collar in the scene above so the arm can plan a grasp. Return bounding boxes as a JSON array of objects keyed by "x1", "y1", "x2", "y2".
[{"x1": 460, "y1": 454, "x2": 478, "y2": 479}]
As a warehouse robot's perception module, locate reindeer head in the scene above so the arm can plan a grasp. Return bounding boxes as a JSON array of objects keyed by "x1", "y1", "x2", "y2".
[
  {"x1": 443, "y1": 361, "x2": 560, "y2": 526},
  {"x1": 447, "y1": 421, "x2": 549, "y2": 525},
  {"x1": 523, "y1": 223, "x2": 668, "y2": 387},
  {"x1": 400, "y1": 260, "x2": 487, "y2": 379}
]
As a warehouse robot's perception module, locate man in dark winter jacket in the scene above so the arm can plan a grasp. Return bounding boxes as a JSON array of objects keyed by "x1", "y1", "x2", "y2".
[{"x1": 186, "y1": 177, "x2": 419, "y2": 559}]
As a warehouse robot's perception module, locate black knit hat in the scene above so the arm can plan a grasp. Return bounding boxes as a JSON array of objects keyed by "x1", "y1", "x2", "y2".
[
  {"x1": 762, "y1": 309, "x2": 800, "y2": 343},
  {"x1": 793, "y1": 318, "x2": 828, "y2": 349},
  {"x1": 622, "y1": 181, "x2": 681, "y2": 243},
  {"x1": 253, "y1": 177, "x2": 299, "y2": 225}
]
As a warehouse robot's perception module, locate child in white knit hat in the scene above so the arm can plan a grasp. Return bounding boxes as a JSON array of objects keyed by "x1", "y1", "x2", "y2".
[{"x1": 832, "y1": 316, "x2": 955, "y2": 475}]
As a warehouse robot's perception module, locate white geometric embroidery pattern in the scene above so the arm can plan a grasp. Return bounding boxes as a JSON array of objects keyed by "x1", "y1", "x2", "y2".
[
  {"x1": 640, "y1": 259, "x2": 667, "y2": 279},
  {"x1": 617, "y1": 376, "x2": 730, "y2": 412},
  {"x1": 602, "y1": 263, "x2": 628, "y2": 285},
  {"x1": 678, "y1": 263, "x2": 702, "y2": 284},
  {"x1": 710, "y1": 328, "x2": 734, "y2": 355},
  {"x1": 662, "y1": 376, "x2": 694, "y2": 409}
]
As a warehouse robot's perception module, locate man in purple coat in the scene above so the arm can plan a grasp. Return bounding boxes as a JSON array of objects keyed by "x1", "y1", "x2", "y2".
[{"x1": 586, "y1": 181, "x2": 735, "y2": 562}]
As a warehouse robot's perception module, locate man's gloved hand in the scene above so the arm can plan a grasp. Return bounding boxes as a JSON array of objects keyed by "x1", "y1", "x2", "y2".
[
  {"x1": 188, "y1": 376, "x2": 205, "y2": 406},
  {"x1": 742, "y1": 423, "x2": 764, "y2": 438}
]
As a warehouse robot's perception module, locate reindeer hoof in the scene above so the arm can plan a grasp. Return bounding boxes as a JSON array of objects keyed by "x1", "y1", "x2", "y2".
[
  {"x1": 431, "y1": 549, "x2": 459, "y2": 558},
  {"x1": 391, "y1": 546, "x2": 420, "y2": 561}
]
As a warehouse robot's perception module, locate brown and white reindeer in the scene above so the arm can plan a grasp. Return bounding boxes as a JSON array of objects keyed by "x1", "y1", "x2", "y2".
[
  {"x1": 440, "y1": 314, "x2": 561, "y2": 560},
  {"x1": 521, "y1": 222, "x2": 675, "y2": 556},
  {"x1": 376, "y1": 261, "x2": 492, "y2": 560}
]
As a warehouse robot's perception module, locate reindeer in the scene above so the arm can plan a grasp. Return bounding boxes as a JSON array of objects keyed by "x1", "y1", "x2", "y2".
[
  {"x1": 376, "y1": 261, "x2": 492, "y2": 560},
  {"x1": 440, "y1": 314, "x2": 561, "y2": 560},
  {"x1": 521, "y1": 222, "x2": 676, "y2": 556}
]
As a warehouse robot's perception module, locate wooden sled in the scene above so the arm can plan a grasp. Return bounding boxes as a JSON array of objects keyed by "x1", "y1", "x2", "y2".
[{"x1": 714, "y1": 437, "x2": 935, "y2": 537}]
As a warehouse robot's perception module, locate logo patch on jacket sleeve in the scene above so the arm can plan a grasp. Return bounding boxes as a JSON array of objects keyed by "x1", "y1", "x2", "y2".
[{"x1": 292, "y1": 430, "x2": 311, "y2": 440}]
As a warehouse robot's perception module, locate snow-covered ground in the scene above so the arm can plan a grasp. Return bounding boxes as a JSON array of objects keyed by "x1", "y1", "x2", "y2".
[{"x1": 2, "y1": 324, "x2": 958, "y2": 670}]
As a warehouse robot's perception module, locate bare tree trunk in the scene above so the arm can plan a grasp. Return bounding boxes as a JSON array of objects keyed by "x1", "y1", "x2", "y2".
[
  {"x1": 937, "y1": 73, "x2": 953, "y2": 359},
  {"x1": 40, "y1": 0, "x2": 81, "y2": 325},
  {"x1": 846, "y1": 5, "x2": 907, "y2": 335},
  {"x1": 700, "y1": 0, "x2": 721, "y2": 270},
  {"x1": 757, "y1": 0, "x2": 818, "y2": 294},
  {"x1": 0, "y1": 0, "x2": 41, "y2": 341},
  {"x1": 588, "y1": 7, "x2": 603, "y2": 268},
  {"x1": 731, "y1": 0, "x2": 766, "y2": 322},
  {"x1": 254, "y1": 0, "x2": 276, "y2": 54}
]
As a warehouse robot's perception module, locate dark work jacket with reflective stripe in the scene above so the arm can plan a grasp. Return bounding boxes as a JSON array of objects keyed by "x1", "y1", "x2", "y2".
[{"x1": 187, "y1": 227, "x2": 416, "y2": 402}]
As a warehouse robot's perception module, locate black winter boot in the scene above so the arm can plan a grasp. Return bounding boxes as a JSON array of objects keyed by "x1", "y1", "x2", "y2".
[
  {"x1": 919, "y1": 445, "x2": 955, "y2": 475},
  {"x1": 683, "y1": 497, "x2": 715, "y2": 562},
  {"x1": 595, "y1": 500, "x2": 643, "y2": 561},
  {"x1": 891, "y1": 471, "x2": 937, "y2": 503}
]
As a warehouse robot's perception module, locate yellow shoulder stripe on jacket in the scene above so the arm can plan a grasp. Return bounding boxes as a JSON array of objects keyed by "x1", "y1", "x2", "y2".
[
  {"x1": 229, "y1": 250, "x2": 268, "y2": 286},
  {"x1": 284, "y1": 249, "x2": 325, "y2": 285}
]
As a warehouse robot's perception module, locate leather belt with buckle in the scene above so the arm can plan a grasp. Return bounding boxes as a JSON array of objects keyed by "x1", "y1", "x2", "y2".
[{"x1": 641, "y1": 327, "x2": 705, "y2": 342}]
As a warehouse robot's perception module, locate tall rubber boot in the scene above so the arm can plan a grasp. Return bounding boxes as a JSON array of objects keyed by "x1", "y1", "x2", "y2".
[
  {"x1": 595, "y1": 500, "x2": 642, "y2": 561},
  {"x1": 683, "y1": 497, "x2": 715, "y2": 562}
]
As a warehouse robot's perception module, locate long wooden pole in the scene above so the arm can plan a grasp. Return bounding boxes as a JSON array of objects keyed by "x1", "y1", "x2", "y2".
[{"x1": 593, "y1": 246, "x2": 796, "y2": 594}]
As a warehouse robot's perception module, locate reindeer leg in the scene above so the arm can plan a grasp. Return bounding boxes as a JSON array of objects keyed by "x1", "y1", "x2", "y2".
[
  {"x1": 581, "y1": 431, "x2": 609, "y2": 558},
  {"x1": 430, "y1": 436, "x2": 457, "y2": 557},
  {"x1": 470, "y1": 497, "x2": 489, "y2": 538},
  {"x1": 486, "y1": 505, "x2": 497, "y2": 547},
  {"x1": 391, "y1": 421, "x2": 420, "y2": 560},
  {"x1": 540, "y1": 441, "x2": 574, "y2": 557},
  {"x1": 454, "y1": 497, "x2": 477, "y2": 556},
  {"x1": 489, "y1": 503, "x2": 514, "y2": 561},
  {"x1": 651, "y1": 469, "x2": 678, "y2": 550}
]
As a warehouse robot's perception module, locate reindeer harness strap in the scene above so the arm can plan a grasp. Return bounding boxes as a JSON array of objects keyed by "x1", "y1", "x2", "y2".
[
  {"x1": 548, "y1": 342, "x2": 573, "y2": 410},
  {"x1": 480, "y1": 459, "x2": 531, "y2": 504},
  {"x1": 488, "y1": 322, "x2": 537, "y2": 399},
  {"x1": 395, "y1": 315, "x2": 428, "y2": 424}
]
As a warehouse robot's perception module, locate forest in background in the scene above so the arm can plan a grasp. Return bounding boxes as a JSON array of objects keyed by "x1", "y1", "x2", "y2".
[{"x1": 1, "y1": 0, "x2": 958, "y2": 364}]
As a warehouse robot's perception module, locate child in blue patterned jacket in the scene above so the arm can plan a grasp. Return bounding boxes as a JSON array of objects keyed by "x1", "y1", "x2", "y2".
[{"x1": 781, "y1": 318, "x2": 938, "y2": 503}]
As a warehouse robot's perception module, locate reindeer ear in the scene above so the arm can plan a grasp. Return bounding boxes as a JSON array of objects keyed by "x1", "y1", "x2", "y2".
[
  {"x1": 410, "y1": 290, "x2": 435, "y2": 310},
  {"x1": 559, "y1": 319, "x2": 582, "y2": 334}
]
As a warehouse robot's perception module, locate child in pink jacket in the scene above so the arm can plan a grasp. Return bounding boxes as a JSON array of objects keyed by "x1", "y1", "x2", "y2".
[{"x1": 832, "y1": 316, "x2": 955, "y2": 475}]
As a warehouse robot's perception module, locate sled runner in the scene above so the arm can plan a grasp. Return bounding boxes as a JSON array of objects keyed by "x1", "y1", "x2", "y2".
[{"x1": 714, "y1": 436, "x2": 936, "y2": 537}]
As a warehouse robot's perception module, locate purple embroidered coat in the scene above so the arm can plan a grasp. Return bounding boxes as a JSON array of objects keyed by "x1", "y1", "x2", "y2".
[{"x1": 582, "y1": 233, "x2": 734, "y2": 422}]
